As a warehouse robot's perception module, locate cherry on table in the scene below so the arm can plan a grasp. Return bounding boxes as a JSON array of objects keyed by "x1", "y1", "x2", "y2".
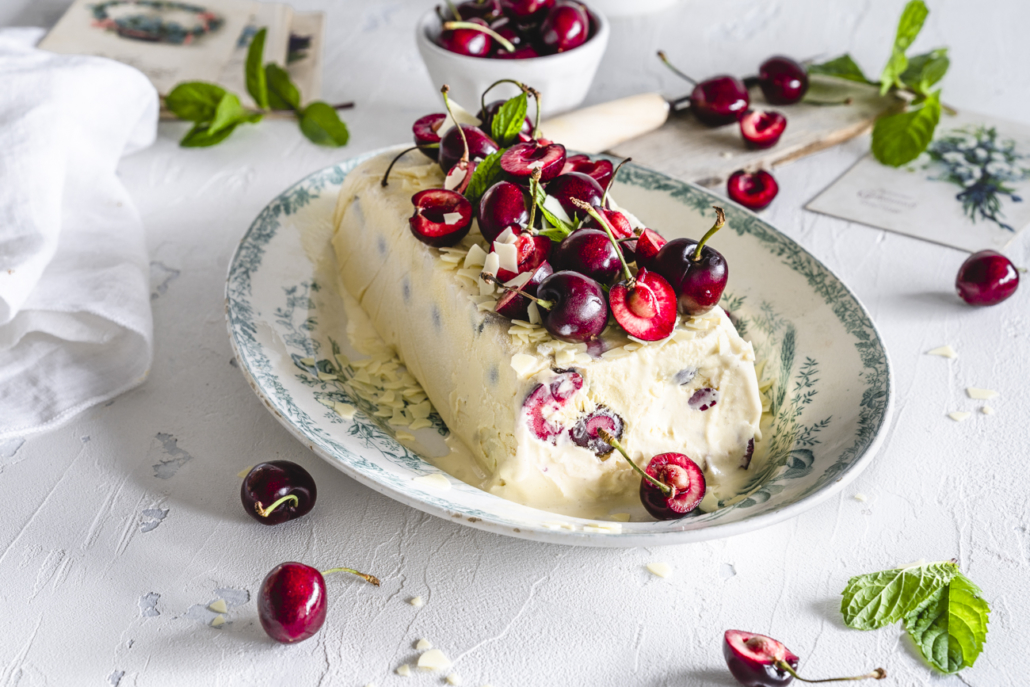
[
  {"x1": 258, "y1": 562, "x2": 379, "y2": 644},
  {"x1": 501, "y1": 141, "x2": 568, "y2": 183},
  {"x1": 410, "y1": 188, "x2": 473, "y2": 247},
  {"x1": 539, "y1": 1, "x2": 590, "y2": 54},
  {"x1": 727, "y1": 169, "x2": 779, "y2": 211},
  {"x1": 241, "y1": 460, "x2": 317, "y2": 525},
  {"x1": 652, "y1": 207, "x2": 729, "y2": 316},
  {"x1": 438, "y1": 17, "x2": 493, "y2": 57},
  {"x1": 740, "y1": 110, "x2": 787, "y2": 149},
  {"x1": 599, "y1": 431, "x2": 707, "y2": 520},
  {"x1": 757, "y1": 56, "x2": 809, "y2": 105},
  {"x1": 547, "y1": 172, "x2": 604, "y2": 220},
  {"x1": 478, "y1": 180, "x2": 529, "y2": 242},
  {"x1": 956, "y1": 250, "x2": 1020, "y2": 306},
  {"x1": 723, "y1": 630, "x2": 886, "y2": 687},
  {"x1": 658, "y1": 51, "x2": 750, "y2": 126}
]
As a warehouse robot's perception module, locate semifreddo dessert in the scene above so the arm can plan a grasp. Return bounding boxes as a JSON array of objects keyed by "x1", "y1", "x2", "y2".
[{"x1": 330, "y1": 84, "x2": 763, "y2": 520}]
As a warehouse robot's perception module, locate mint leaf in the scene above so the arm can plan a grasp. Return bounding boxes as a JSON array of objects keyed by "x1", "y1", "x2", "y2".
[
  {"x1": 246, "y1": 27, "x2": 269, "y2": 110},
  {"x1": 180, "y1": 121, "x2": 239, "y2": 148},
  {"x1": 841, "y1": 560, "x2": 957, "y2": 630},
  {"x1": 901, "y1": 48, "x2": 949, "y2": 94},
  {"x1": 299, "y1": 102, "x2": 349, "y2": 147},
  {"x1": 871, "y1": 90, "x2": 941, "y2": 166},
  {"x1": 879, "y1": 0, "x2": 929, "y2": 94},
  {"x1": 807, "y1": 54, "x2": 871, "y2": 84},
  {"x1": 165, "y1": 82, "x2": 226, "y2": 122},
  {"x1": 266, "y1": 63, "x2": 301, "y2": 111},
  {"x1": 464, "y1": 149, "x2": 505, "y2": 205},
  {"x1": 491, "y1": 92, "x2": 529, "y2": 147},
  {"x1": 209, "y1": 93, "x2": 261, "y2": 135},
  {"x1": 904, "y1": 573, "x2": 990, "y2": 674},
  {"x1": 529, "y1": 181, "x2": 574, "y2": 238}
]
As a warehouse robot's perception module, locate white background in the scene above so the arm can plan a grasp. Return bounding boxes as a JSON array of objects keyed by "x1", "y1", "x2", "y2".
[{"x1": 1, "y1": 1, "x2": 1028, "y2": 685}]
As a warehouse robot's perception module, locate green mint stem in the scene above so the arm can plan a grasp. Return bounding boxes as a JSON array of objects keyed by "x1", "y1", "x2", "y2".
[
  {"x1": 598, "y1": 429, "x2": 670, "y2": 495},
  {"x1": 254, "y1": 494, "x2": 299, "y2": 518},
  {"x1": 442, "y1": 21, "x2": 516, "y2": 53},
  {"x1": 693, "y1": 206, "x2": 726, "y2": 262},
  {"x1": 445, "y1": 0, "x2": 461, "y2": 21},
  {"x1": 656, "y1": 50, "x2": 697, "y2": 86},
  {"x1": 573, "y1": 200, "x2": 633, "y2": 283},
  {"x1": 321, "y1": 567, "x2": 381, "y2": 586},
  {"x1": 775, "y1": 662, "x2": 886, "y2": 683}
]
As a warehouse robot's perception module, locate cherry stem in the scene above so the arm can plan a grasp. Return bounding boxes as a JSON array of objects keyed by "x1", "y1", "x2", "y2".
[
  {"x1": 529, "y1": 88, "x2": 543, "y2": 139},
  {"x1": 480, "y1": 79, "x2": 529, "y2": 120},
  {"x1": 527, "y1": 169, "x2": 542, "y2": 230},
  {"x1": 656, "y1": 50, "x2": 696, "y2": 86},
  {"x1": 598, "y1": 429, "x2": 670, "y2": 495},
  {"x1": 441, "y1": 85, "x2": 470, "y2": 165},
  {"x1": 480, "y1": 272, "x2": 553, "y2": 310},
  {"x1": 382, "y1": 145, "x2": 430, "y2": 187},
  {"x1": 802, "y1": 96, "x2": 854, "y2": 107},
  {"x1": 443, "y1": 21, "x2": 516, "y2": 53},
  {"x1": 775, "y1": 661, "x2": 886, "y2": 683},
  {"x1": 573, "y1": 199, "x2": 633, "y2": 284},
  {"x1": 321, "y1": 567, "x2": 381, "y2": 587},
  {"x1": 602, "y1": 157, "x2": 631, "y2": 207},
  {"x1": 254, "y1": 494, "x2": 299, "y2": 518},
  {"x1": 445, "y1": 0, "x2": 461, "y2": 20},
  {"x1": 693, "y1": 206, "x2": 726, "y2": 262}
]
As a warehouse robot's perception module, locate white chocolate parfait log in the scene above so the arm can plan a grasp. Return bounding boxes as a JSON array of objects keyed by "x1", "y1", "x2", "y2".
[{"x1": 331, "y1": 150, "x2": 762, "y2": 519}]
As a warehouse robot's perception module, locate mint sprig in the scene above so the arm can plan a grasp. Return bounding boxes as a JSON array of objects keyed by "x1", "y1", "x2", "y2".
[
  {"x1": 841, "y1": 560, "x2": 989, "y2": 675},
  {"x1": 808, "y1": 0, "x2": 950, "y2": 167},
  {"x1": 163, "y1": 27, "x2": 351, "y2": 148},
  {"x1": 491, "y1": 92, "x2": 529, "y2": 147},
  {"x1": 464, "y1": 149, "x2": 505, "y2": 205}
]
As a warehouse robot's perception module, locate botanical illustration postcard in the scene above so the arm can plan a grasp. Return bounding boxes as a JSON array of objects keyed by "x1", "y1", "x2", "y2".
[
  {"x1": 807, "y1": 111, "x2": 1030, "y2": 252},
  {"x1": 286, "y1": 11, "x2": 325, "y2": 104},
  {"x1": 217, "y1": 2, "x2": 293, "y2": 106},
  {"x1": 38, "y1": 0, "x2": 255, "y2": 93}
]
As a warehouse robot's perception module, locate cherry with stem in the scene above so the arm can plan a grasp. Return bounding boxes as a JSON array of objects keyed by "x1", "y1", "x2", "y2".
[
  {"x1": 254, "y1": 494, "x2": 298, "y2": 518},
  {"x1": 572, "y1": 198, "x2": 632, "y2": 284},
  {"x1": 479, "y1": 78, "x2": 530, "y2": 121},
  {"x1": 442, "y1": 21, "x2": 516, "y2": 53},
  {"x1": 777, "y1": 664, "x2": 886, "y2": 683},
  {"x1": 598, "y1": 429, "x2": 670, "y2": 494}
]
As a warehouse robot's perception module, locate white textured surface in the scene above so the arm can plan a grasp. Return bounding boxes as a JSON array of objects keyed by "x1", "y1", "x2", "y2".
[{"x1": 1, "y1": 1, "x2": 1028, "y2": 685}]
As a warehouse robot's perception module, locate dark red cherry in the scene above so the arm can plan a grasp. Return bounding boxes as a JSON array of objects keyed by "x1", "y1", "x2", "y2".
[
  {"x1": 439, "y1": 17, "x2": 493, "y2": 57},
  {"x1": 501, "y1": 141, "x2": 568, "y2": 183},
  {"x1": 453, "y1": 0, "x2": 503, "y2": 22},
  {"x1": 583, "y1": 207, "x2": 634, "y2": 239},
  {"x1": 651, "y1": 208, "x2": 728, "y2": 316},
  {"x1": 438, "y1": 124, "x2": 498, "y2": 173},
  {"x1": 536, "y1": 270, "x2": 608, "y2": 342},
  {"x1": 240, "y1": 460, "x2": 317, "y2": 525},
  {"x1": 495, "y1": 45, "x2": 541, "y2": 59},
  {"x1": 412, "y1": 113, "x2": 446, "y2": 161},
  {"x1": 539, "y1": 1, "x2": 589, "y2": 54},
  {"x1": 634, "y1": 227, "x2": 667, "y2": 270},
  {"x1": 546, "y1": 172, "x2": 604, "y2": 220},
  {"x1": 609, "y1": 267, "x2": 677, "y2": 341},
  {"x1": 692, "y1": 76, "x2": 750, "y2": 126},
  {"x1": 727, "y1": 169, "x2": 779, "y2": 211},
  {"x1": 494, "y1": 260, "x2": 553, "y2": 320},
  {"x1": 757, "y1": 56, "x2": 809, "y2": 105},
  {"x1": 553, "y1": 228, "x2": 622, "y2": 284},
  {"x1": 723, "y1": 629, "x2": 887, "y2": 687},
  {"x1": 571, "y1": 406, "x2": 624, "y2": 456},
  {"x1": 499, "y1": 0, "x2": 554, "y2": 22},
  {"x1": 739, "y1": 110, "x2": 787, "y2": 150},
  {"x1": 956, "y1": 250, "x2": 1020, "y2": 306},
  {"x1": 477, "y1": 99, "x2": 533, "y2": 143},
  {"x1": 258, "y1": 562, "x2": 379, "y2": 644},
  {"x1": 561, "y1": 154, "x2": 614, "y2": 188},
  {"x1": 409, "y1": 189, "x2": 473, "y2": 247},
  {"x1": 522, "y1": 369, "x2": 583, "y2": 441},
  {"x1": 494, "y1": 234, "x2": 552, "y2": 282},
  {"x1": 478, "y1": 180, "x2": 529, "y2": 242}
]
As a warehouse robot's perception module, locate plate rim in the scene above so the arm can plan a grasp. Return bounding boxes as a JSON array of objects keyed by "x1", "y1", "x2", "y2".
[{"x1": 225, "y1": 147, "x2": 894, "y2": 547}]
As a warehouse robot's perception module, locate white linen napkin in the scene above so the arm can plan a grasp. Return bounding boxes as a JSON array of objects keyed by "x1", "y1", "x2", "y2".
[{"x1": 0, "y1": 28, "x2": 158, "y2": 440}]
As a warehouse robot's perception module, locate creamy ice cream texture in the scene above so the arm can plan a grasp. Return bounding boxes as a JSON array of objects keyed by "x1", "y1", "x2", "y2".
[{"x1": 331, "y1": 150, "x2": 763, "y2": 519}]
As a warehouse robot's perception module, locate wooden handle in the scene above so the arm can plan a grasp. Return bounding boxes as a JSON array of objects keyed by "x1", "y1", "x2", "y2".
[{"x1": 541, "y1": 93, "x2": 670, "y2": 154}]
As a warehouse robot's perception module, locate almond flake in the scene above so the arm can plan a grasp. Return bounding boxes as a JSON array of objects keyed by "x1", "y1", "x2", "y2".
[
  {"x1": 208, "y1": 599, "x2": 228, "y2": 614},
  {"x1": 511, "y1": 353, "x2": 542, "y2": 378},
  {"x1": 926, "y1": 345, "x2": 957, "y2": 358},
  {"x1": 494, "y1": 242, "x2": 519, "y2": 274},
  {"x1": 504, "y1": 271, "x2": 532, "y2": 289},
  {"x1": 646, "y1": 562, "x2": 672, "y2": 578},
  {"x1": 299, "y1": 357, "x2": 315, "y2": 366},
  {"x1": 236, "y1": 466, "x2": 253, "y2": 479},
  {"x1": 446, "y1": 674, "x2": 463, "y2": 686},
  {"x1": 982, "y1": 406, "x2": 994, "y2": 415},
  {"x1": 853, "y1": 493, "x2": 868, "y2": 502},
  {"x1": 417, "y1": 649, "x2": 451, "y2": 672},
  {"x1": 482, "y1": 251, "x2": 499, "y2": 277},
  {"x1": 409, "y1": 418, "x2": 433, "y2": 430},
  {"x1": 609, "y1": 513, "x2": 631, "y2": 522},
  {"x1": 542, "y1": 194, "x2": 572, "y2": 223},
  {"x1": 409, "y1": 596, "x2": 424, "y2": 607},
  {"x1": 396, "y1": 664, "x2": 411, "y2": 677},
  {"x1": 948, "y1": 411, "x2": 971, "y2": 422},
  {"x1": 966, "y1": 387, "x2": 998, "y2": 400},
  {"x1": 527, "y1": 301, "x2": 541, "y2": 325},
  {"x1": 210, "y1": 614, "x2": 226, "y2": 627},
  {"x1": 463, "y1": 244, "x2": 488, "y2": 268},
  {"x1": 416, "y1": 638, "x2": 433, "y2": 651},
  {"x1": 414, "y1": 473, "x2": 451, "y2": 490},
  {"x1": 396, "y1": 431, "x2": 416, "y2": 442}
]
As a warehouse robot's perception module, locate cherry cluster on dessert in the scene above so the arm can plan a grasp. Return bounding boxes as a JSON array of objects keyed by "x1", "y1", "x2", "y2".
[
  {"x1": 658, "y1": 53, "x2": 809, "y2": 212},
  {"x1": 393, "y1": 82, "x2": 741, "y2": 521},
  {"x1": 436, "y1": 0, "x2": 596, "y2": 60}
]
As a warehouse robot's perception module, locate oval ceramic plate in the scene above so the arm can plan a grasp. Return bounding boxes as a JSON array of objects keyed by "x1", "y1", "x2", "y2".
[{"x1": 226, "y1": 147, "x2": 893, "y2": 547}]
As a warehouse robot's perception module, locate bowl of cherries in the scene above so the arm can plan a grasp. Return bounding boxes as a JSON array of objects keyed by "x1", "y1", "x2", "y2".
[{"x1": 415, "y1": 0, "x2": 610, "y2": 116}]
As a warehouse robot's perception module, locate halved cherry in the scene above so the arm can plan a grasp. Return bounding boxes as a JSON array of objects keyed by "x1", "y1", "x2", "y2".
[
  {"x1": 609, "y1": 268, "x2": 677, "y2": 341},
  {"x1": 409, "y1": 189, "x2": 472, "y2": 247},
  {"x1": 412, "y1": 113, "x2": 446, "y2": 160},
  {"x1": 495, "y1": 261, "x2": 553, "y2": 320},
  {"x1": 724, "y1": 630, "x2": 887, "y2": 687},
  {"x1": 561, "y1": 154, "x2": 614, "y2": 189},
  {"x1": 634, "y1": 227, "x2": 667, "y2": 269},
  {"x1": 501, "y1": 141, "x2": 568, "y2": 183},
  {"x1": 727, "y1": 170, "x2": 779, "y2": 211},
  {"x1": 598, "y1": 431, "x2": 707, "y2": 520},
  {"x1": 739, "y1": 110, "x2": 787, "y2": 150},
  {"x1": 571, "y1": 406, "x2": 624, "y2": 456}
]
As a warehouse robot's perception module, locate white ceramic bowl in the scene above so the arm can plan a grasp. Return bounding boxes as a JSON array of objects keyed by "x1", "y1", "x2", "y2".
[{"x1": 414, "y1": 8, "x2": 610, "y2": 117}]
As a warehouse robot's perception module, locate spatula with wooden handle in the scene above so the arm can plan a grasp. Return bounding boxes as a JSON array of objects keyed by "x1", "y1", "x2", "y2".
[{"x1": 541, "y1": 92, "x2": 682, "y2": 154}]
